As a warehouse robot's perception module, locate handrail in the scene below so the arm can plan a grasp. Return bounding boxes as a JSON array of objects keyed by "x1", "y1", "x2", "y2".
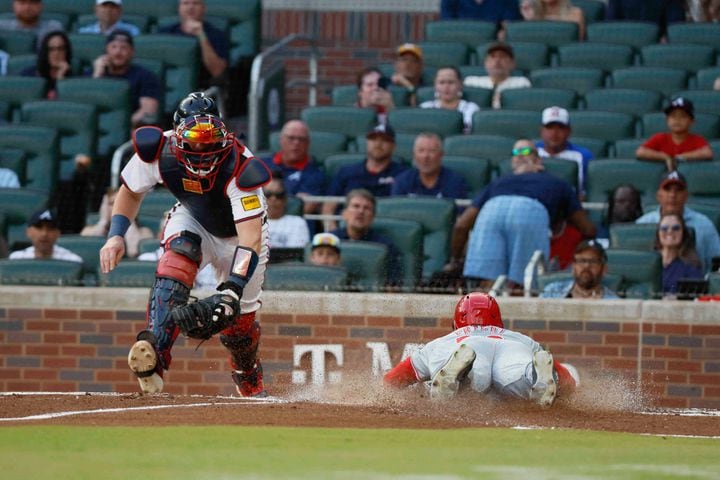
[
  {"x1": 247, "y1": 34, "x2": 319, "y2": 152},
  {"x1": 523, "y1": 250, "x2": 546, "y2": 298}
]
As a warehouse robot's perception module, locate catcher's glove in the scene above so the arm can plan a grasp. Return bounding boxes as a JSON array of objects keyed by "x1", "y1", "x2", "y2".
[{"x1": 171, "y1": 291, "x2": 239, "y2": 340}]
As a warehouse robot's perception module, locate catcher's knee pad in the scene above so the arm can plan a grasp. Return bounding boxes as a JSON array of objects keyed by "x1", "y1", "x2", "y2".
[
  {"x1": 220, "y1": 312, "x2": 260, "y2": 371},
  {"x1": 157, "y1": 231, "x2": 202, "y2": 288}
]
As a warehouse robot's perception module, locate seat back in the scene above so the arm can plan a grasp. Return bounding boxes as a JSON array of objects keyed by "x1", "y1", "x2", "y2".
[
  {"x1": 0, "y1": 259, "x2": 83, "y2": 286},
  {"x1": 567, "y1": 110, "x2": 636, "y2": 142},
  {"x1": 641, "y1": 112, "x2": 719, "y2": 139},
  {"x1": 418, "y1": 41, "x2": 470, "y2": 67},
  {"x1": 573, "y1": 0, "x2": 606, "y2": 24},
  {"x1": 569, "y1": 136, "x2": 608, "y2": 158},
  {"x1": 0, "y1": 148, "x2": 25, "y2": 185},
  {"x1": 471, "y1": 109, "x2": 541, "y2": 138},
  {"x1": 301, "y1": 106, "x2": 377, "y2": 139},
  {"x1": 99, "y1": 260, "x2": 157, "y2": 287},
  {"x1": 388, "y1": 108, "x2": 464, "y2": 138},
  {"x1": 610, "y1": 67, "x2": 688, "y2": 96},
  {"x1": 5, "y1": 54, "x2": 37, "y2": 76},
  {"x1": 56, "y1": 235, "x2": 106, "y2": 285},
  {"x1": 204, "y1": 0, "x2": 261, "y2": 63},
  {"x1": 264, "y1": 263, "x2": 348, "y2": 291},
  {"x1": 323, "y1": 153, "x2": 365, "y2": 180},
  {"x1": 371, "y1": 217, "x2": 423, "y2": 290},
  {"x1": 583, "y1": 88, "x2": 662, "y2": 116},
  {"x1": 137, "y1": 188, "x2": 175, "y2": 234},
  {"x1": 0, "y1": 29, "x2": 35, "y2": 55},
  {"x1": 0, "y1": 188, "x2": 48, "y2": 230},
  {"x1": 613, "y1": 138, "x2": 643, "y2": 158},
  {"x1": 444, "y1": 134, "x2": 514, "y2": 170},
  {"x1": 67, "y1": 33, "x2": 106, "y2": 74},
  {"x1": 667, "y1": 23, "x2": 720, "y2": 49},
  {"x1": 709, "y1": 272, "x2": 720, "y2": 294},
  {"x1": 425, "y1": 20, "x2": 496, "y2": 49},
  {"x1": 587, "y1": 21, "x2": 659, "y2": 49},
  {"x1": 529, "y1": 67, "x2": 605, "y2": 96},
  {"x1": 0, "y1": 76, "x2": 46, "y2": 122},
  {"x1": 0, "y1": 125, "x2": 60, "y2": 194},
  {"x1": 695, "y1": 67, "x2": 720, "y2": 90},
  {"x1": 505, "y1": 20, "x2": 579, "y2": 49},
  {"x1": 609, "y1": 223, "x2": 658, "y2": 251},
  {"x1": 606, "y1": 249, "x2": 662, "y2": 299},
  {"x1": 678, "y1": 162, "x2": 720, "y2": 199},
  {"x1": 442, "y1": 155, "x2": 492, "y2": 198},
  {"x1": 376, "y1": 197, "x2": 455, "y2": 279},
  {"x1": 586, "y1": 160, "x2": 666, "y2": 203},
  {"x1": 500, "y1": 87, "x2": 578, "y2": 110},
  {"x1": 338, "y1": 240, "x2": 388, "y2": 291},
  {"x1": 557, "y1": 42, "x2": 634, "y2": 72},
  {"x1": 640, "y1": 44, "x2": 715, "y2": 73}
]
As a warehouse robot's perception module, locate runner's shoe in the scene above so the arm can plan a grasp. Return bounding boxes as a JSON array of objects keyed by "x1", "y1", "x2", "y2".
[
  {"x1": 530, "y1": 350, "x2": 557, "y2": 407},
  {"x1": 430, "y1": 344, "x2": 476, "y2": 401},
  {"x1": 232, "y1": 361, "x2": 268, "y2": 398},
  {"x1": 127, "y1": 340, "x2": 164, "y2": 394}
]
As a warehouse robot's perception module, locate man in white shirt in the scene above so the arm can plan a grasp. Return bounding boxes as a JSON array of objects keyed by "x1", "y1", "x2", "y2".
[
  {"x1": 463, "y1": 42, "x2": 531, "y2": 109},
  {"x1": 78, "y1": 0, "x2": 141, "y2": 36},
  {"x1": 264, "y1": 176, "x2": 310, "y2": 248},
  {"x1": 0, "y1": 168, "x2": 20, "y2": 188},
  {"x1": 9, "y1": 209, "x2": 82, "y2": 262}
]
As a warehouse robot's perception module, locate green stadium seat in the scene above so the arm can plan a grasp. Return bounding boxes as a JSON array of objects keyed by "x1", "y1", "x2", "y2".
[
  {"x1": 388, "y1": 108, "x2": 464, "y2": 138},
  {"x1": 156, "y1": 15, "x2": 230, "y2": 38},
  {"x1": 0, "y1": 148, "x2": 25, "y2": 185},
  {"x1": 678, "y1": 162, "x2": 720, "y2": 199},
  {"x1": 323, "y1": 153, "x2": 365, "y2": 180},
  {"x1": 43, "y1": 0, "x2": 95, "y2": 22},
  {"x1": 500, "y1": 87, "x2": 578, "y2": 110},
  {"x1": 586, "y1": 160, "x2": 666, "y2": 203},
  {"x1": 640, "y1": 44, "x2": 715, "y2": 73},
  {"x1": 301, "y1": 106, "x2": 377, "y2": 139},
  {"x1": 444, "y1": 134, "x2": 515, "y2": 165},
  {"x1": 417, "y1": 41, "x2": 470, "y2": 67},
  {"x1": 137, "y1": 238, "x2": 161, "y2": 256},
  {"x1": 573, "y1": 0, "x2": 606, "y2": 24},
  {"x1": 606, "y1": 249, "x2": 662, "y2": 299},
  {"x1": 708, "y1": 272, "x2": 720, "y2": 294},
  {"x1": 331, "y1": 85, "x2": 358, "y2": 106},
  {"x1": 6, "y1": 54, "x2": 37, "y2": 76},
  {"x1": 442, "y1": 155, "x2": 492, "y2": 198},
  {"x1": 0, "y1": 259, "x2": 83, "y2": 286},
  {"x1": 56, "y1": 235, "x2": 106, "y2": 285},
  {"x1": 687, "y1": 201, "x2": 720, "y2": 232},
  {"x1": 264, "y1": 264, "x2": 348, "y2": 291},
  {"x1": 471, "y1": 110, "x2": 540, "y2": 139},
  {"x1": 476, "y1": 41, "x2": 550, "y2": 72},
  {"x1": 668, "y1": 91, "x2": 720, "y2": 116},
  {"x1": 425, "y1": 20, "x2": 496, "y2": 49},
  {"x1": 0, "y1": 29, "x2": 35, "y2": 55},
  {"x1": 710, "y1": 139, "x2": 720, "y2": 160},
  {"x1": 137, "y1": 187, "x2": 175, "y2": 233},
  {"x1": 285, "y1": 196, "x2": 304, "y2": 217},
  {"x1": 462, "y1": 87, "x2": 493, "y2": 108},
  {"x1": 613, "y1": 138, "x2": 644, "y2": 158},
  {"x1": 641, "y1": 112, "x2": 719, "y2": 139},
  {"x1": 0, "y1": 76, "x2": 46, "y2": 122},
  {"x1": 0, "y1": 125, "x2": 60, "y2": 194},
  {"x1": 505, "y1": 20, "x2": 579, "y2": 49},
  {"x1": 609, "y1": 223, "x2": 658, "y2": 251},
  {"x1": 67, "y1": 33, "x2": 106, "y2": 73},
  {"x1": 611, "y1": 67, "x2": 688, "y2": 97},
  {"x1": 120, "y1": 0, "x2": 177, "y2": 28},
  {"x1": 338, "y1": 240, "x2": 388, "y2": 291},
  {"x1": 667, "y1": 23, "x2": 720, "y2": 50},
  {"x1": 371, "y1": 217, "x2": 424, "y2": 290},
  {"x1": 557, "y1": 42, "x2": 634, "y2": 72},
  {"x1": 565, "y1": 111, "x2": 636, "y2": 142},
  {"x1": 21, "y1": 100, "x2": 98, "y2": 180},
  {"x1": 529, "y1": 67, "x2": 605, "y2": 97},
  {"x1": 569, "y1": 136, "x2": 608, "y2": 158},
  {"x1": 583, "y1": 88, "x2": 663, "y2": 116},
  {"x1": 205, "y1": 0, "x2": 262, "y2": 63},
  {"x1": 587, "y1": 21, "x2": 659, "y2": 49},
  {"x1": 376, "y1": 197, "x2": 455, "y2": 279},
  {"x1": 695, "y1": 67, "x2": 720, "y2": 91},
  {"x1": 99, "y1": 260, "x2": 157, "y2": 287},
  {"x1": 0, "y1": 188, "x2": 48, "y2": 239}
]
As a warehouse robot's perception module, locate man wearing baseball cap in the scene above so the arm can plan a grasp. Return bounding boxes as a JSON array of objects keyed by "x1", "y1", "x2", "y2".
[
  {"x1": 8, "y1": 209, "x2": 82, "y2": 262},
  {"x1": 636, "y1": 97, "x2": 713, "y2": 171},
  {"x1": 636, "y1": 170, "x2": 720, "y2": 272},
  {"x1": 463, "y1": 42, "x2": 531, "y2": 109},
  {"x1": 0, "y1": 0, "x2": 64, "y2": 51},
  {"x1": 540, "y1": 240, "x2": 619, "y2": 299},
  {"x1": 391, "y1": 43, "x2": 425, "y2": 105},
  {"x1": 78, "y1": 0, "x2": 140, "y2": 36},
  {"x1": 308, "y1": 232, "x2": 342, "y2": 267},
  {"x1": 537, "y1": 106, "x2": 594, "y2": 199}
]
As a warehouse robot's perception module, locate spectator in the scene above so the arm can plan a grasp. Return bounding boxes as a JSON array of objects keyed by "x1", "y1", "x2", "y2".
[
  {"x1": 9, "y1": 209, "x2": 82, "y2": 262},
  {"x1": 91, "y1": 30, "x2": 161, "y2": 127},
  {"x1": 655, "y1": 212, "x2": 704, "y2": 295},
  {"x1": 308, "y1": 232, "x2": 342, "y2": 267},
  {"x1": 20, "y1": 30, "x2": 72, "y2": 99},
  {"x1": 419, "y1": 66, "x2": 480, "y2": 134},
  {"x1": 636, "y1": 97, "x2": 713, "y2": 171},
  {"x1": 0, "y1": 167, "x2": 21, "y2": 188},
  {"x1": 78, "y1": 0, "x2": 140, "y2": 36},
  {"x1": 391, "y1": 132, "x2": 468, "y2": 203},
  {"x1": 445, "y1": 139, "x2": 596, "y2": 291},
  {"x1": 264, "y1": 176, "x2": 310, "y2": 249},
  {"x1": 540, "y1": 239, "x2": 619, "y2": 299},
  {"x1": 0, "y1": 0, "x2": 64, "y2": 51},
  {"x1": 52, "y1": 153, "x2": 93, "y2": 234},
  {"x1": 322, "y1": 123, "x2": 407, "y2": 228},
  {"x1": 391, "y1": 43, "x2": 425, "y2": 106},
  {"x1": 355, "y1": 66, "x2": 395, "y2": 125},
  {"x1": 597, "y1": 184, "x2": 644, "y2": 242},
  {"x1": 606, "y1": 0, "x2": 685, "y2": 37},
  {"x1": 261, "y1": 120, "x2": 325, "y2": 219},
  {"x1": 537, "y1": 106, "x2": 594, "y2": 199},
  {"x1": 329, "y1": 189, "x2": 401, "y2": 285},
  {"x1": 533, "y1": 0, "x2": 586, "y2": 40},
  {"x1": 636, "y1": 170, "x2": 720, "y2": 272},
  {"x1": 714, "y1": 77, "x2": 720, "y2": 91},
  {"x1": 440, "y1": 0, "x2": 522, "y2": 23},
  {"x1": 80, "y1": 187, "x2": 153, "y2": 257},
  {"x1": 159, "y1": 0, "x2": 229, "y2": 89},
  {"x1": 464, "y1": 43, "x2": 531, "y2": 109},
  {"x1": 520, "y1": 0, "x2": 540, "y2": 19}
]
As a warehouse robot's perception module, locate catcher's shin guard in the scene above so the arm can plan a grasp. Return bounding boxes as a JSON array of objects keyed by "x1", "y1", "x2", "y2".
[{"x1": 220, "y1": 312, "x2": 266, "y2": 397}]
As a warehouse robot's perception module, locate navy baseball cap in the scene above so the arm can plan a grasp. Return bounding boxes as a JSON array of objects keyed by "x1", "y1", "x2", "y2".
[
  {"x1": 106, "y1": 29, "x2": 133, "y2": 47},
  {"x1": 366, "y1": 123, "x2": 396, "y2": 142},
  {"x1": 28, "y1": 209, "x2": 58, "y2": 228},
  {"x1": 664, "y1": 97, "x2": 694, "y2": 119},
  {"x1": 574, "y1": 239, "x2": 607, "y2": 263}
]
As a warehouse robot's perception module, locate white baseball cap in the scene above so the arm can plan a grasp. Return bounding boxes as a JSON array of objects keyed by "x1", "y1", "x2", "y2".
[{"x1": 542, "y1": 106, "x2": 570, "y2": 126}]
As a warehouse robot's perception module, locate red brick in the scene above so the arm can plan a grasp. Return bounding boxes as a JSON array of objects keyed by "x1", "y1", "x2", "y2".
[
  {"x1": 98, "y1": 323, "x2": 133, "y2": 333},
  {"x1": 421, "y1": 328, "x2": 448, "y2": 340},
  {"x1": 7, "y1": 308, "x2": 42, "y2": 319},
  {"x1": 25, "y1": 320, "x2": 61, "y2": 331},
  {"x1": 167, "y1": 372, "x2": 204, "y2": 383},
  {"x1": 80, "y1": 310, "x2": 114, "y2": 320},
  {"x1": 620, "y1": 347, "x2": 639, "y2": 357},
  {"x1": 296, "y1": 314, "x2": 330, "y2": 325},
  {"x1": 314, "y1": 326, "x2": 350, "y2": 338},
  {"x1": 259, "y1": 313, "x2": 290, "y2": 324},
  {"x1": 367, "y1": 316, "x2": 402, "y2": 328},
  {"x1": 548, "y1": 345, "x2": 582, "y2": 355},
  {"x1": 691, "y1": 325, "x2": 720, "y2": 335},
  {"x1": 604, "y1": 358, "x2": 637, "y2": 369},
  {"x1": 186, "y1": 360, "x2": 222, "y2": 371},
  {"x1": 605, "y1": 334, "x2": 638, "y2": 345},
  {"x1": 0, "y1": 369, "x2": 21, "y2": 379},
  {"x1": 7, "y1": 381, "x2": 41, "y2": 390},
  {"x1": 43, "y1": 309, "x2": 78, "y2": 320},
  {"x1": 689, "y1": 399, "x2": 720, "y2": 409},
  {"x1": 689, "y1": 374, "x2": 720, "y2": 385},
  {"x1": 656, "y1": 398, "x2": 688, "y2": 408},
  {"x1": 25, "y1": 345, "x2": 60, "y2": 356},
  {"x1": 61, "y1": 321, "x2": 97, "y2": 332},
  {"x1": 44, "y1": 333, "x2": 78, "y2": 343},
  {"x1": 532, "y1": 332, "x2": 567, "y2": 343},
  {"x1": 261, "y1": 337, "x2": 296, "y2": 349},
  {"x1": 621, "y1": 323, "x2": 640, "y2": 333},
  {"x1": 97, "y1": 371, "x2": 135, "y2": 382},
  {"x1": 653, "y1": 348, "x2": 688, "y2": 359},
  {"x1": 332, "y1": 315, "x2": 365, "y2": 326},
  {"x1": 644, "y1": 371, "x2": 687, "y2": 383},
  {"x1": 0, "y1": 345, "x2": 22, "y2": 355},
  {"x1": 42, "y1": 383, "x2": 75, "y2": 392},
  {"x1": 61, "y1": 345, "x2": 96, "y2": 356},
  {"x1": 386, "y1": 328, "x2": 421, "y2": 341},
  {"x1": 43, "y1": 357, "x2": 77, "y2": 368},
  {"x1": 705, "y1": 386, "x2": 720, "y2": 397},
  {"x1": 23, "y1": 369, "x2": 58, "y2": 380},
  {"x1": 667, "y1": 361, "x2": 702, "y2": 372},
  {"x1": 654, "y1": 324, "x2": 690, "y2": 335},
  {"x1": 585, "y1": 346, "x2": 619, "y2": 357}
]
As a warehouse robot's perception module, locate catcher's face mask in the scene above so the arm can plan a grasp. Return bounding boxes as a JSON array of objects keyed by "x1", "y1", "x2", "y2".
[{"x1": 173, "y1": 114, "x2": 234, "y2": 190}]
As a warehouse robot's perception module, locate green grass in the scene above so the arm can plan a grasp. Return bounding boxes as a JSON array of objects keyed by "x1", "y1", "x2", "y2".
[{"x1": 0, "y1": 426, "x2": 718, "y2": 479}]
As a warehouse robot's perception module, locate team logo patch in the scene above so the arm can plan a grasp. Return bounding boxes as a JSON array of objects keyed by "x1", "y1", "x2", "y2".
[
  {"x1": 241, "y1": 195, "x2": 260, "y2": 211},
  {"x1": 182, "y1": 178, "x2": 203, "y2": 194}
]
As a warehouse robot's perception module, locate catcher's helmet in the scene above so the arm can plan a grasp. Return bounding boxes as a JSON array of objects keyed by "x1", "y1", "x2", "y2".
[
  {"x1": 173, "y1": 92, "x2": 220, "y2": 128},
  {"x1": 173, "y1": 114, "x2": 234, "y2": 190},
  {"x1": 453, "y1": 292, "x2": 503, "y2": 330}
]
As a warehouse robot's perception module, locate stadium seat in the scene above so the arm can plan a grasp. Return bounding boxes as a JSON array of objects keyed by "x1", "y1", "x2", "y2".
[
  {"x1": 569, "y1": 136, "x2": 608, "y2": 158},
  {"x1": 505, "y1": 20, "x2": 579, "y2": 49},
  {"x1": 0, "y1": 188, "x2": 48, "y2": 235},
  {"x1": 371, "y1": 217, "x2": 424, "y2": 290},
  {"x1": 443, "y1": 134, "x2": 515, "y2": 172},
  {"x1": 43, "y1": 0, "x2": 96, "y2": 24},
  {"x1": 137, "y1": 187, "x2": 175, "y2": 233},
  {"x1": 0, "y1": 259, "x2": 83, "y2": 286},
  {"x1": 586, "y1": 22, "x2": 659, "y2": 50},
  {"x1": 338, "y1": 240, "x2": 388, "y2": 291},
  {"x1": 462, "y1": 87, "x2": 493, "y2": 108},
  {"x1": 687, "y1": 201, "x2": 720, "y2": 232},
  {"x1": 425, "y1": 20, "x2": 496, "y2": 49},
  {"x1": 476, "y1": 41, "x2": 550, "y2": 72},
  {"x1": 640, "y1": 44, "x2": 715, "y2": 73},
  {"x1": 586, "y1": 160, "x2": 666, "y2": 204},
  {"x1": 56, "y1": 235, "x2": 106, "y2": 285},
  {"x1": 695, "y1": 67, "x2": 720, "y2": 91},
  {"x1": 0, "y1": 29, "x2": 35, "y2": 55},
  {"x1": 323, "y1": 154, "x2": 365, "y2": 180},
  {"x1": 565, "y1": 111, "x2": 636, "y2": 142},
  {"x1": 668, "y1": 91, "x2": 720, "y2": 116},
  {"x1": 667, "y1": 23, "x2": 720, "y2": 50},
  {"x1": 418, "y1": 41, "x2": 470, "y2": 68},
  {"x1": 120, "y1": 0, "x2": 178, "y2": 29},
  {"x1": 285, "y1": 195, "x2": 304, "y2": 217},
  {"x1": 529, "y1": 67, "x2": 605, "y2": 96},
  {"x1": 500, "y1": 87, "x2": 578, "y2": 110},
  {"x1": 442, "y1": 155, "x2": 492, "y2": 198},
  {"x1": 137, "y1": 238, "x2": 161, "y2": 256},
  {"x1": 331, "y1": 85, "x2": 358, "y2": 106},
  {"x1": 471, "y1": 110, "x2": 540, "y2": 139},
  {"x1": 641, "y1": 112, "x2": 719, "y2": 140},
  {"x1": 573, "y1": 0, "x2": 606, "y2": 24},
  {"x1": 0, "y1": 125, "x2": 60, "y2": 194},
  {"x1": 0, "y1": 148, "x2": 25, "y2": 185},
  {"x1": 20, "y1": 100, "x2": 98, "y2": 181},
  {"x1": 56, "y1": 78, "x2": 131, "y2": 158},
  {"x1": 5, "y1": 54, "x2": 37, "y2": 76},
  {"x1": 264, "y1": 263, "x2": 347, "y2": 291},
  {"x1": 388, "y1": 108, "x2": 464, "y2": 138},
  {"x1": 301, "y1": 106, "x2": 377, "y2": 139},
  {"x1": 376, "y1": 197, "x2": 455, "y2": 279},
  {"x1": 710, "y1": 139, "x2": 720, "y2": 160},
  {"x1": 67, "y1": 33, "x2": 106, "y2": 73},
  {"x1": 678, "y1": 162, "x2": 720, "y2": 199},
  {"x1": 709, "y1": 272, "x2": 720, "y2": 294},
  {"x1": 583, "y1": 88, "x2": 663, "y2": 116},
  {"x1": 610, "y1": 67, "x2": 688, "y2": 97},
  {"x1": 99, "y1": 260, "x2": 157, "y2": 288},
  {"x1": 557, "y1": 43, "x2": 634, "y2": 72},
  {"x1": 0, "y1": 76, "x2": 46, "y2": 122},
  {"x1": 612, "y1": 138, "x2": 643, "y2": 158},
  {"x1": 200, "y1": 0, "x2": 262, "y2": 63},
  {"x1": 609, "y1": 223, "x2": 658, "y2": 251},
  {"x1": 606, "y1": 249, "x2": 662, "y2": 299}
]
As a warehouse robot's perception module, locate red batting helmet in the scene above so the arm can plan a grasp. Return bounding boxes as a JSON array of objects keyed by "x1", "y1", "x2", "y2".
[{"x1": 453, "y1": 293, "x2": 503, "y2": 330}]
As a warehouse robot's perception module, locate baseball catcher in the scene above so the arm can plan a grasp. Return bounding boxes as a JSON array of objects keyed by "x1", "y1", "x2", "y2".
[
  {"x1": 100, "y1": 92, "x2": 271, "y2": 397},
  {"x1": 384, "y1": 293, "x2": 579, "y2": 406}
]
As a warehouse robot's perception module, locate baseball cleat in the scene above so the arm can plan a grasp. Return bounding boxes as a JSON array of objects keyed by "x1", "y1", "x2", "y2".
[
  {"x1": 429, "y1": 344, "x2": 476, "y2": 401},
  {"x1": 232, "y1": 362, "x2": 268, "y2": 398},
  {"x1": 128, "y1": 340, "x2": 164, "y2": 394},
  {"x1": 531, "y1": 350, "x2": 556, "y2": 407}
]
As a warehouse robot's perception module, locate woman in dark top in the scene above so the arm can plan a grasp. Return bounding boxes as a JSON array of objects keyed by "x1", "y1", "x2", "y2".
[
  {"x1": 655, "y1": 213, "x2": 704, "y2": 295},
  {"x1": 21, "y1": 30, "x2": 72, "y2": 99}
]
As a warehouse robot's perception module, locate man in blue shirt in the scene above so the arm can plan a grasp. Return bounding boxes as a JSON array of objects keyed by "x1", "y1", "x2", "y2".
[
  {"x1": 391, "y1": 132, "x2": 468, "y2": 202},
  {"x1": 540, "y1": 240, "x2": 620, "y2": 299},
  {"x1": 78, "y1": 0, "x2": 140, "y2": 36}
]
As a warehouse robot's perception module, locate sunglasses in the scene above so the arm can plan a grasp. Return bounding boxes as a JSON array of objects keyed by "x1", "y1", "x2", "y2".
[
  {"x1": 574, "y1": 257, "x2": 603, "y2": 266},
  {"x1": 659, "y1": 224, "x2": 682, "y2": 233},
  {"x1": 512, "y1": 146, "x2": 536, "y2": 157},
  {"x1": 265, "y1": 191, "x2": 286, "y2": 199}
]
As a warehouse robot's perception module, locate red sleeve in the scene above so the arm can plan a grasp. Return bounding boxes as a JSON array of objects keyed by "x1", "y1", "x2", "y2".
[
  {"x1": 683, "y1": 134, "x2": 709, "y2": 151},
  {"x1": 383, "y1": 357, "x2": 420, "y2": 388}
]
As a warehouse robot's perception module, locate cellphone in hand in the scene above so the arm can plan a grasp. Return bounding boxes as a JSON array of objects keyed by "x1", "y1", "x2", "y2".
[{"x1": 378, "y1": 76, "x2": 390, "y2": 90}]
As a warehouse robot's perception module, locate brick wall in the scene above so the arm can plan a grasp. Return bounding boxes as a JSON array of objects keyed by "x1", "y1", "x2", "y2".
[{"x1": 1, "y1": 287, "x2": 719, "y2": 409}]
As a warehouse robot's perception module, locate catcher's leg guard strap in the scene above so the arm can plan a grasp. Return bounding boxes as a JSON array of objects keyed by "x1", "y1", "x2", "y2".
[
  {"x1": 220, "y1": 312, "x2": 260, "y2": 371},
  {"x1": 158, "y1": 231, "x2": 202, "y2": 288}
]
